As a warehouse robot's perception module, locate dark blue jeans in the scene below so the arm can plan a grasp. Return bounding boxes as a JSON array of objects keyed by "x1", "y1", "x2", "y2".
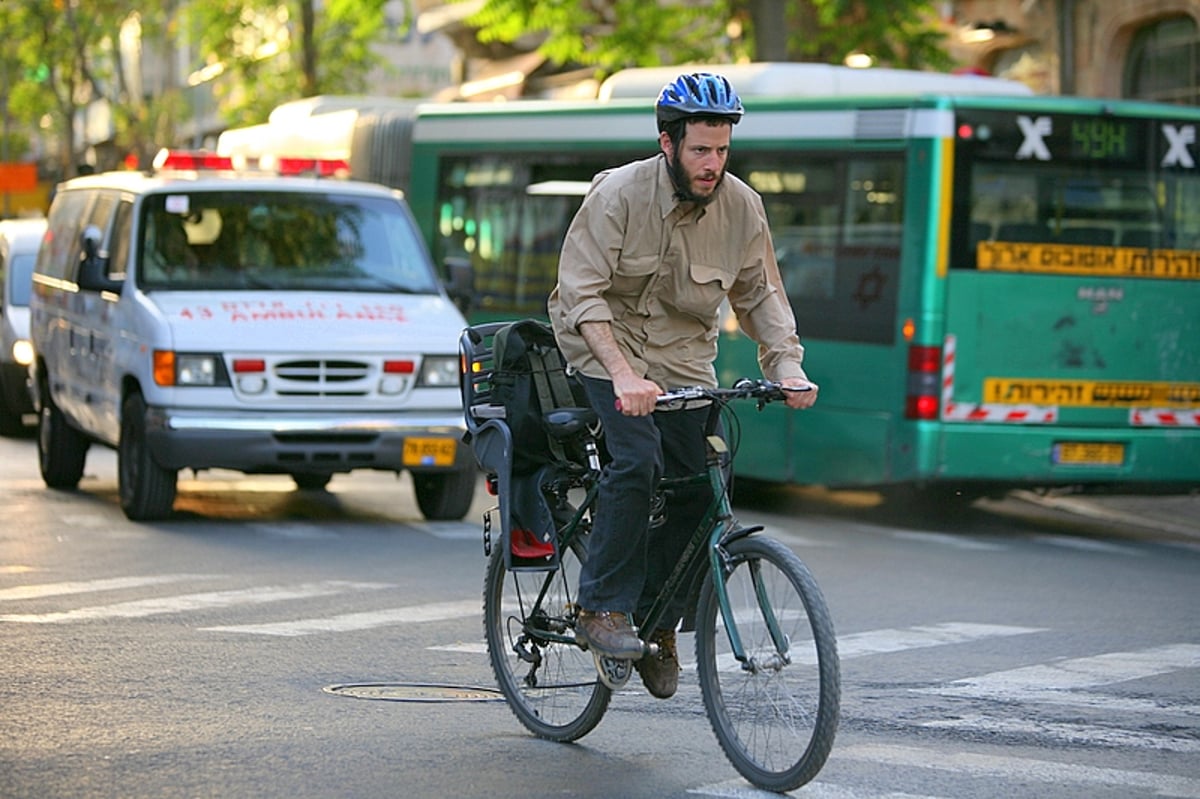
[{"x1": 577, "y1": 374, "x2": 715, "y2": 633}]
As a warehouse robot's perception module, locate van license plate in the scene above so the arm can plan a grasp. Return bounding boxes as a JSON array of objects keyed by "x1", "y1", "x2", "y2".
[
  {"x1": 403, "y1": 438, "x2": 457, "y2": 467},
  {"x1": 1052, "y1": 442, "x2": 1125, "y2": 466}
]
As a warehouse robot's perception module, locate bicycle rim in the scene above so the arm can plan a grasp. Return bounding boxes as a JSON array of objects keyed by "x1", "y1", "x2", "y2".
[
  {"x1": 483, "y1": 537, "x2": 610, "y2": 741},
  {"x1": 695, "y1": 536, "x2": 840, "y2": 792}
]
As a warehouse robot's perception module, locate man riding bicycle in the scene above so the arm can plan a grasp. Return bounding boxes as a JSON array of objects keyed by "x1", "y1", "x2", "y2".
[{"x1": 547, "y1": 71, "x2": 818, "y2": 698}]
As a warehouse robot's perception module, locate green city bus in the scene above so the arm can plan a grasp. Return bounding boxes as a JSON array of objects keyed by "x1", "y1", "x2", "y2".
[{"x1": 403, "y1": 63, "x2": 1200, "y2": 496}]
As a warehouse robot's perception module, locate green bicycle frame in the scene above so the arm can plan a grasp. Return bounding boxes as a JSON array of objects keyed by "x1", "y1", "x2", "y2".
[{"x1": 519, "y1": 426, "x2": 791, "y2": 667}]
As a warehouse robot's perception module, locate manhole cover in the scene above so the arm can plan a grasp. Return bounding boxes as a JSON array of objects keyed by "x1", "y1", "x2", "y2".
[{"x1": 324, "y1": 682, "x2": 504, "y2": 703}]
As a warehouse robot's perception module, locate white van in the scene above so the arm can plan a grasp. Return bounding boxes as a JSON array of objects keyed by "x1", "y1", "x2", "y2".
[
  {"x1": 29, "y1": 151, "x2": 475, "y2": 521},
  {"x1": 0, "y1": 217, "x2": 46, "y2": 435}
]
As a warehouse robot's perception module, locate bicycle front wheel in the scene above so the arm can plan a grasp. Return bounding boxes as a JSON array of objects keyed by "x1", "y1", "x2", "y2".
[
  {"x1": 483, "y1": 533, "x2": 610, "y2": 741},
  {"x1": 695, "y1": 535, "x2": 840, "y2": 792}
]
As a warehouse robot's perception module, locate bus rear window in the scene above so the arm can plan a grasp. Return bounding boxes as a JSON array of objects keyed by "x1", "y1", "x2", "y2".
[{"x1": 951, "y1": 111, "x2": 1200, "y2": 276}]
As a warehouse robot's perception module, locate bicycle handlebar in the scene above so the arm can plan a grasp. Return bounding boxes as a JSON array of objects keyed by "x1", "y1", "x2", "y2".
[{"x1": 616, "y1": 379, "x2": 813, "y2": 412}]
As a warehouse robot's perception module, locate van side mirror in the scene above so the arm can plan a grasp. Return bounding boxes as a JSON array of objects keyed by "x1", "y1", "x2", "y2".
[
  {"x1": 444, "y1": 256, "x2": 475, "y2": 315},
  {"x1": 77, "y1": 224, "x2": 123, "y2": 294}
]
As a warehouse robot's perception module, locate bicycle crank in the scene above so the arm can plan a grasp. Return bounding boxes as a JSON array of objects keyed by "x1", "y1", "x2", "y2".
[{"x1": 591, "y1": 651, "x2": 633, "y2": 690}]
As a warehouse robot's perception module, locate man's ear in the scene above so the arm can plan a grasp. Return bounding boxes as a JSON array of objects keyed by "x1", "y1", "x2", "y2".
[{"x1": 658, "y1": 130, "x2": 673, "y2": 160}]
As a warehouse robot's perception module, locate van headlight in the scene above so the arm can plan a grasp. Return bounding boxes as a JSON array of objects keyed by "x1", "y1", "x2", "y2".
[
  {"x1": 177, "y1": 354, "x2": 219, "y2": 386},
  {"x1": 418, "y1": 356, "x2": 459, "y2": 387},
  {"x1": 153, "y1": 351, "x2": 229, "y2": 387},
  {"x1": 12, "y1": 339, "x2": 33, "y2": 367}
]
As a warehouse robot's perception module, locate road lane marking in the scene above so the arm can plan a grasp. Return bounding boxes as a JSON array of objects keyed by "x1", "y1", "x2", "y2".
[
  {"x1": 920, "y1": 713, "x2": 1200, "y2": 752},
  {"x1": 201, "y1": 599, "x2": 481, "y2": 636},
  {"x1": 436, "y1": 623, "x2": 1046, "y2": 663},
  {"x1": 429, "y1": 642, "x2": 488, "y2": 654},
  {"x1": 1032, "y1": 534, "x2": 1145, "y2": 555},
  {"x1": 836, "y1": 744, "x2": 1200, "y2": 798},
  {"x1": 918, "y1": 643, "x2": 1200, "y2": 695},
  {"x1": 691, "y1": 781, "x2": 946, "y2": 798},
  {"x1": 248, "y1": 522, "x2": 341, "y2": 540},
  {"x1": 913, "y1": 643, "x2": 1200, "y2": 717},
  {"x1": 887, "y1": 530, "x2": 1007, "y2": 551},
  {"x1": 0, "y1": 581, "x2": 391, "y2": 623},
  {"x1": 837, "y1": 622, "x2": 1046, "y2": 658},
  {"x1": 0, "y1": 574, "x2": 214, "y2": 601},
  {"x1": 408, "y1": 522, "x2": 481, "y2": 540}
]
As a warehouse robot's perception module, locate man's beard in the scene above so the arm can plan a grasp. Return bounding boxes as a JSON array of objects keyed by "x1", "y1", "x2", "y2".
[{"x1": 670, "y1": 152, "x2": 724, "y2": 207}]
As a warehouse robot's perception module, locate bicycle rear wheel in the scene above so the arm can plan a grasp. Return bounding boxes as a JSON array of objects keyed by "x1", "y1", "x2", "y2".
[
  {"x1": 695, "y1": 535, "x2": 840, "y2": 792},
  {"x1": 483, "y1": 532, "x2": 610, "y2": 741}
]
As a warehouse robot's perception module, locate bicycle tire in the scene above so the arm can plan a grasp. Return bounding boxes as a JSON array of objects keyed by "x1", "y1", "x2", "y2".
[
  {"x1": 483, "y1": 530, "x2": 611, "y2": 741},
  {"x1": 695, "y1": 535, "x2": 840, "y2": 792}
]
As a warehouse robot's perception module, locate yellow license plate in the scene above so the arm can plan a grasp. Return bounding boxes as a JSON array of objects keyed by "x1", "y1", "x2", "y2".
[
  {"x1": 403, "y1": 437, "x2": 457, "y2": 467},
  {"x1": 1053, "y1": 441, "x2": 1125, "y2": 466}
]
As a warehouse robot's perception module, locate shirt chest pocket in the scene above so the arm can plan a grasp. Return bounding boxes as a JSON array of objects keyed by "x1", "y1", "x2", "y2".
[
  {"x1": 674, "y1": 262, "x2": 735, "y2": 319},
  {"x1": 610, "y1": 253, "x2": 660, "y2": 299}
]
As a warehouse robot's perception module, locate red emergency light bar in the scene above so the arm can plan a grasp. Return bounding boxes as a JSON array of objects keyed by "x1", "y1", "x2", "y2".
[
  {"x1": 152, "y1": 149, "x2": 349, "y2": 179},
  {"x1": 274, "y1": 157, "x2": 351, "y2": 178},
  {"x1": 152, "y1": 149, "x2": 234, "y2": 171}
]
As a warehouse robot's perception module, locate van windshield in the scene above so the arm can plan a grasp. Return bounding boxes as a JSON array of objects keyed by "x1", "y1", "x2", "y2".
[{"x1": 137, "y1": 190, "x2": 441, "y2": 293}]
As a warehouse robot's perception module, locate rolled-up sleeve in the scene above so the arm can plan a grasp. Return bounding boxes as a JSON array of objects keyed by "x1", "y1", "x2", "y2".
[
  {"x1": 556, "y1": 180, "x2": 621, "y2": 333},
  {"x1": 729, "y1": 212, "x2": 808, "y2": 382}
]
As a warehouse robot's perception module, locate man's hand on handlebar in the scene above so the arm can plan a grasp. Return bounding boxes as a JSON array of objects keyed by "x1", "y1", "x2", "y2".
[
  {"x1": 779, "y1": 377, "x2": 819, "y2": 410},
  {"x1": 614, "y1": 372, "x2": 662, "y2": 417}
]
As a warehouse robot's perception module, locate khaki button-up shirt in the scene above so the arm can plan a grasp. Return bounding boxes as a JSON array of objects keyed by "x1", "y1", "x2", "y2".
[{"x1": 549, "y1": 153, "x2": 807, "y2": 389}]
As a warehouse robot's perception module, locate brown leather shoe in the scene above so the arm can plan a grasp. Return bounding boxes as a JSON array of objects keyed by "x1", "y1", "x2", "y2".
[
  {"x1": 575, "y1": 610, "x2": 644, "y2": 659},
  {"x1": 635, "y1": 628, "x2": 680, "y2": 699}
]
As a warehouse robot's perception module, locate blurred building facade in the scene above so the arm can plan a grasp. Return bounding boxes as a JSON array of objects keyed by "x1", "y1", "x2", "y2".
[{"x1": 944, "y1": 0, "x2": 1198, "y2": 103}]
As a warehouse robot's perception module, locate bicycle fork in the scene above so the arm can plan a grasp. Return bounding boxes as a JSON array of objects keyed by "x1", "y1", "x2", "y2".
[{"x1": 704, "y1": 437, "x2": 792, "y2": 675}]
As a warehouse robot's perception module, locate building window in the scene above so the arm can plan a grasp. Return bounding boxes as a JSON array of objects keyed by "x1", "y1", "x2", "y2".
[{"x1": 1125, "y1": 16, "x2": 1200, "y2": 105}]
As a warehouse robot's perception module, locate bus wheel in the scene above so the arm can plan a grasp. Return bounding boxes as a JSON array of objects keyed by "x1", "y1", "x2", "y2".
[{"x1": 412, "y1": 467, "x2": 476, "y2": 521}]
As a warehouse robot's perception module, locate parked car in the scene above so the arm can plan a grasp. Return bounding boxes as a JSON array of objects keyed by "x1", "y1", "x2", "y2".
[
  {"x1": 0, "y1": 217, "x2": 46, "y2": 435},
  {"x1": 29, "y1": 150, "x2": 475, "y2": 521}
]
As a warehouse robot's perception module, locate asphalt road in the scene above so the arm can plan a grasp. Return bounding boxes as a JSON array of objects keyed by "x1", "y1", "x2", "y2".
[{"x1": 0, "y1": 428, "x2": 1196, "y2": 799}]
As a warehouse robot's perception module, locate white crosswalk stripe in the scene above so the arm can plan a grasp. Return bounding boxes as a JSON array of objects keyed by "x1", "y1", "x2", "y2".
[
  {"x1": 201, "y1": 599, "x2": 481, "y2": 636},
  {"x1": 836, "y1": 622, "x2": 1046, "y2": 658},
  {"x1": 832, "y1": 744, "x2": 1200, "y2": 799},
  {"x1": 0, "y1": 574, "x2": 213, "y2": 601},
  {"x1": 0, "y1": 581, "x2": 391, "y2": 623},
  {"x1": 913, "y1": 643, "x2": 1200, "y2": 717},
  {"x1": 691, "y1": 779, "x2": 947, "y2": 798},
  {"x1": 919, "y1": 713, "x2": 1200, "y2": 753}
]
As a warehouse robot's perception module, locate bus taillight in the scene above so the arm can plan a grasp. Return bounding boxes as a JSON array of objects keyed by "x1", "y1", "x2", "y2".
[{"x1": 905, "y1": 345, "x2": 942, "y2": 420}]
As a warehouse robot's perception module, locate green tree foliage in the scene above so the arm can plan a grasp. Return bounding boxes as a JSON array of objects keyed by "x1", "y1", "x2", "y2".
[
  {"x1": 465, "y1": 0, "x2": 953, "y2": 74},
  {"x1": 1, "y1": 0, "x2": 121, "y2": 175},
  {"x1": 2, "y1": 1, "x2": 391, "y2": 176},
  {"x1": 468, "y1": 0, "x2": 749, "y2": 68},
  {"x1": 793, "y1": 0, "x2": 953, "y2": 69},
  {"x1": 188, "y1": 0, "x2": 389, "y2": 128}
]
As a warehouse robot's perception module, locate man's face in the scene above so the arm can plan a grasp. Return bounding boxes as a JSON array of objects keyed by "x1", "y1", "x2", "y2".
[{"x1": 660, "y1": 120, "x2": 732, "y2": 205}]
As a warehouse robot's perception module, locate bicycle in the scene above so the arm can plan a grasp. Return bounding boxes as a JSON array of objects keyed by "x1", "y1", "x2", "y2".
[{"x1": 459, "y1": 322, "x2": 840, "y2": 793}]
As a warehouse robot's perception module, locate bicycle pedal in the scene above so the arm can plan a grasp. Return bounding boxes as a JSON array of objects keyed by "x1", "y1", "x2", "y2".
[{"x1": 591, "y1": 651, "x2": 633, "y2": 690}]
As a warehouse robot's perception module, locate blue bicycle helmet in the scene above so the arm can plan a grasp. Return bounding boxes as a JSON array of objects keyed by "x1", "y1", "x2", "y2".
[{"x1": 655, "y1": 72, "x2": 744, "y2": 127}]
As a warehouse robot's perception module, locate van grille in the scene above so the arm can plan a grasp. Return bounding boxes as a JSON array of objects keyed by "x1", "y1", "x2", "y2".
[{"x1": 274, "y1": 359, "x2": 370, "y2": 396}]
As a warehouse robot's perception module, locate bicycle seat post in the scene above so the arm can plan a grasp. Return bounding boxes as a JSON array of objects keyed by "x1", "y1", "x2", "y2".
[{"x1": 584, "y1": 437, "x2": 601, "y2": 473}]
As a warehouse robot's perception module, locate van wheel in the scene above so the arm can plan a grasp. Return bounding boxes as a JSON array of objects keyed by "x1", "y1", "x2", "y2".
[
  {"x1": 37, "y1": 383, "x2": 88, "y2": 489},
  {"x1": 412, "y1": 466, "x2": 477, "y2": 521},
  {"x1": 292, "y1": 473, "x2": 333, "y2": 491},
  {"x1": 119, "y1": 392, "x2": 177, "y2": 521}
]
